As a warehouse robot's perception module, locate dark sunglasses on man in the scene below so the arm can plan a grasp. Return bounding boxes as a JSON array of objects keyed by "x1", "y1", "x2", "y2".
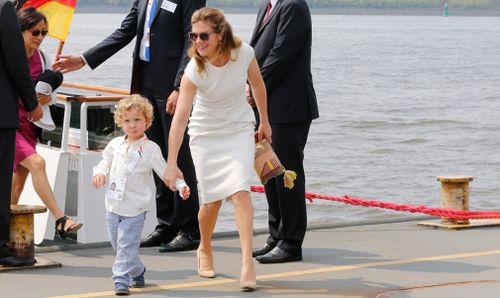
[
  {"x1": 188, "y1": 32, "x2": 214, "y2": 42},
  {"x1": 31, "y1": 29, "x2": 48, "y2": 37}
]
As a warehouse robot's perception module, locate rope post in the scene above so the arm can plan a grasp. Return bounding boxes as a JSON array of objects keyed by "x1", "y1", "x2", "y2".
[
  {"x1": 436, "y1": 176, "x2": 473, "y2": 225},
  {"x1": 9, "y1": 205, "x2": 47, "y2": 262}
]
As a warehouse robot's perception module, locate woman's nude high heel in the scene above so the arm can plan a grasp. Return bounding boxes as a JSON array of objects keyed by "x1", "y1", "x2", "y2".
[
  {"x1": 240, "y1": 280, "x2": 257, "y2": 291},
  {"x1": 240, "y1": 262, "x2": 256, "y2": 291},
  {"x1": 197, "y1": 251, "x2": 215, "y2": 278}
]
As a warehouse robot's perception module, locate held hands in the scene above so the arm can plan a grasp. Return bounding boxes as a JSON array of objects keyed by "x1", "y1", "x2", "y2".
[
  {"x1": 175, "y1": 179, "x2": 191, "y2": 200},
  {"x1": 165, "y1": 89, "x2": 179, "y2": 115},
  {"x1": 163, "y1": 163, "x2": 183, "y2": 191},
  {"x1": 163, "y1": 164, "x2": 190, "y2": 200},
  {"x1": 92, "y1": 174, "x2": 107, "y2": 189},
  {"x1": 163, "y1": 163, "x2": 191, "y2": 200},
  {"x1": 52, "y1": 54, "x2": 85, "y2": 74}
]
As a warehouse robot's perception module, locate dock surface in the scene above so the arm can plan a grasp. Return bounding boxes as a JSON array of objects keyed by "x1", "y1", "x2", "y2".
[{"x1": 2, "y1": 220, "x2": 500, "y2": 297}]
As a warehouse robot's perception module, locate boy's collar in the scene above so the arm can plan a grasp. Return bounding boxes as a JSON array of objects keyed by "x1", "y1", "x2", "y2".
[{"x1": 122, "y1": 135, "x2": 148, "y2": 144}]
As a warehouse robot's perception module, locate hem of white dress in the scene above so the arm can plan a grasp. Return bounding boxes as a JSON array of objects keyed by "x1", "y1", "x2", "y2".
[{"x1": 201, "y1": 185, "x2": 251, "y2": 204}]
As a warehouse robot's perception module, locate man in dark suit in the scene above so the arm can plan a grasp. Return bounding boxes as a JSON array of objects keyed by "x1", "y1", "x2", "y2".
[
  {"x1": 0, "y1": 0, "x2": 42, "y2": 266},
  {"x1": 53, "y1": 0, "x2": 205, "y2": 252},
  {"x1": 248, "y1": 0, "x2": 319, "y2": 263}
]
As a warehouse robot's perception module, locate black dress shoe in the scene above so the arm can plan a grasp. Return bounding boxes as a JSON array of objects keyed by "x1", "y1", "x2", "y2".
[
  {"x1": 256, "y1": 246, "x2": 302, "y2": 264},
  {"x1": 159, "y1": 234, "x2": 199, "y2": 252},
  {"x1": 140, "y1": 231, "x2": 172, "y2": 248},
  {"x1": 0, "y1": 255, "x2": 35, "y2": 267},
  {"x1": 0, "y1": 245, "x2": 35, "y2": 267},
  {"x1": 252, "y1": 243, "x2": 275, "y2": 257}
]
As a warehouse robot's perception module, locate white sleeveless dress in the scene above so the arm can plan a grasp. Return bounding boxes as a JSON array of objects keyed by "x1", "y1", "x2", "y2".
[{"x1": 184, "y1": 43, "x2": 256, "y2": 204}]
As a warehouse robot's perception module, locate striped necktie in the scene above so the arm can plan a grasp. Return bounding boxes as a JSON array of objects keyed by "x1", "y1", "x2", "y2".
[{"x1": 261, "y1": 0, "x2": 272, "y2": 27}]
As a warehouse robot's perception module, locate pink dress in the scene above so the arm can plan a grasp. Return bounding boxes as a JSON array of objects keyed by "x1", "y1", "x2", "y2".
[{"x1": 14, "y1": 49, "x2": 42, "y2": 171}]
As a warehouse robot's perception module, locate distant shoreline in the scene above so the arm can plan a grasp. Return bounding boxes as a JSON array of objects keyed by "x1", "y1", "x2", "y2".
[
  {"x1": 314, "y1": 7, "x2": 500, "y2": 16},
  {"x1": 75, "y1": 6, "x2": 500, "y2": 16}
]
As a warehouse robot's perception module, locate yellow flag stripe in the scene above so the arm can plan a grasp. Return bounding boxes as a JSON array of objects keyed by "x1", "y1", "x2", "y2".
[{"x1": 38, "y1": 2, "x2": 74, "y2": 41}]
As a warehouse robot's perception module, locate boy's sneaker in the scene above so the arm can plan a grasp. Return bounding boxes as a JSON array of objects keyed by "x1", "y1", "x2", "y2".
[
  {"x1": 131, "y1": 267, "x2": 146, "y2": 288},
  {"x1": 114, "y1": 282, "x2": 130, "y2": 296}
]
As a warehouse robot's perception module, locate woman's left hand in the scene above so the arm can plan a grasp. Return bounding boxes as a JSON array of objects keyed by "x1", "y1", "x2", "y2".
[
  {"x1": 37, "y1": 93, "x2": 51, "y2": 105},
  {"x1": 256, "y1": 121, "x2": 272, "y2": 144}
]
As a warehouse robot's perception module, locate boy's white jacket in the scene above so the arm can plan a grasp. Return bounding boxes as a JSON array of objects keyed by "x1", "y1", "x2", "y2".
[{"x1": 93, "y1": 136, "x2": 167, "y2": 217}]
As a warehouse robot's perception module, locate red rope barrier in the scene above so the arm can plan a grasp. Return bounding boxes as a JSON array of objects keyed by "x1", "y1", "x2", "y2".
[{"x1": 250, "y1": 185, "x2": 500, "y2": 220}]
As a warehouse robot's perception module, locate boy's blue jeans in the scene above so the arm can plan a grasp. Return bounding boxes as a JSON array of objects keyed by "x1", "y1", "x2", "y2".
[{"x1": 106, "y1": 211, "x2": 146, "y2": 285}]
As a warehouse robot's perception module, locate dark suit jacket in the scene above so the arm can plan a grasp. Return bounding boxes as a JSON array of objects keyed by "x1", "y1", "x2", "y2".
[
  {"x1": 0, "y1": 0, "x2": 38, "y2": 128},
  {"x1": 250, "y1": 0, "x2": 319, "y2": 124},
  {"x1": 83, "y1": 0, "x2": 205, "y2": 98}
]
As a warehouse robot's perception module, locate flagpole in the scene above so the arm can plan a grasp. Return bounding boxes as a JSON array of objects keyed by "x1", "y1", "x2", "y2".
[{"x1": 55, "y1": 40, "x2": 65, "y2": 61}]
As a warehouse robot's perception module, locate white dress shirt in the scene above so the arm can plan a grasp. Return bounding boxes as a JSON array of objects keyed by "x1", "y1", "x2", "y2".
[
  {"x1": 269, "y1": 0, "x2": 278, "y2": 14},
  {"x1": 93, "y1": 136, "x2": 166, "y2": 217}
]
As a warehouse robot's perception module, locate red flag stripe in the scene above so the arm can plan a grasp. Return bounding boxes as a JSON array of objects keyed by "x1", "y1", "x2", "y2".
[{"x1": 23, "y1": 0, "x2": 76, "y2": 9}]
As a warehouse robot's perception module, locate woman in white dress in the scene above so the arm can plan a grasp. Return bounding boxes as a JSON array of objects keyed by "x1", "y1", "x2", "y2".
[{"x1": 164, "y1": 7, "x2": 271, "y2": 291}]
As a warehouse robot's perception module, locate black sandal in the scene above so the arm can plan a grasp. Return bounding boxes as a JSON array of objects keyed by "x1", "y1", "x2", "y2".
[{"x1": 55, "y1": 216, "x2": 83, "y2": 239}]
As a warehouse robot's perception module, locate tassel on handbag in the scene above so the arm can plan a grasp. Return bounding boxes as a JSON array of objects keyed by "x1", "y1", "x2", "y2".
[{"x1": 254, "y1": 139, "x2": 297, "y2": 189}]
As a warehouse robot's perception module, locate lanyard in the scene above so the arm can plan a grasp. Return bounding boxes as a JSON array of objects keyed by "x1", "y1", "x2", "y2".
[{"x1": 146, "y1": 0, "x2": 157, "y2": 29}]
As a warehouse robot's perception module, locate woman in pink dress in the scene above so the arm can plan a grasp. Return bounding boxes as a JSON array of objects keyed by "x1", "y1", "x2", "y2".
[{"x1": 11, "y1": 7, "x2": 82, "y2": 239}]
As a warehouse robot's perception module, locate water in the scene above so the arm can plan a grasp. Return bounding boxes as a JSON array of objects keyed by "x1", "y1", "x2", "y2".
[{"x1": 42, "y1": 14, "x2": 500, "y2": 232}]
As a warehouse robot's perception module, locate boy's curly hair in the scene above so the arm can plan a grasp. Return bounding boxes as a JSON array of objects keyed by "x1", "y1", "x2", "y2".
[{"x1": 114, "y1": 94, "x2": 154, "y2": 129}]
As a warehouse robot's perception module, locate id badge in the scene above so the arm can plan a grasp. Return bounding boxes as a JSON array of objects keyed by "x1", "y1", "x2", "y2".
[
  {"x1": 161, "y1": 0, "x2": 177, "y2": 13},
  {"x1": 107, "y1": 175, "x2": 127, "y2": 201}
]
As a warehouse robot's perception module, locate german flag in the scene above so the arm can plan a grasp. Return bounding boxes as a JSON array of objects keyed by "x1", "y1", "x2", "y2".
[{"x1": 21, "y1": 0, "x2": 77, "y2": 41}]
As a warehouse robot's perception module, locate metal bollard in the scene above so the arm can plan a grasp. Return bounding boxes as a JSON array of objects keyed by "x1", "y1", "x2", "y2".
[
  {"x1": 9, "y1": 205, "x2": 47, "y2": 262},
  {"x1": 436, "y1": 176, "x2": 473, "y2": 225}
]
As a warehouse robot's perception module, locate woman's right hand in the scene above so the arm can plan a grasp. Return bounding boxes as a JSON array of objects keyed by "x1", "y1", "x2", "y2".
[{"x1": 163, "y1": 163, "x2": 184, "y2": 192}]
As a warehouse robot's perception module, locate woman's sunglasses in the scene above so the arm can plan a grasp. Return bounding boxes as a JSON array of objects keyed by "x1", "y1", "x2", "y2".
[
  {"x1": 189, "y1": 32, "x2": 214, "y2": 42},
  {"x1": 31, "y1": 29, "x2": 48, "y2": 37}
]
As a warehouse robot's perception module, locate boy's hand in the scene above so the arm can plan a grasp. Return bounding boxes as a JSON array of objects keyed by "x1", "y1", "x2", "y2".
[
  {"x1": 175, "y1": 179, "x2": 190, "y2": 200},
  {"x1": 92, "y1": 174, "x2": 106, "y2": 189}
]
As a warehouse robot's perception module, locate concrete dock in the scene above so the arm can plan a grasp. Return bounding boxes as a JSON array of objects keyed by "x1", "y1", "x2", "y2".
[{"x1": 2, "y1": 219, "x2": 500, "y2": 297}]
